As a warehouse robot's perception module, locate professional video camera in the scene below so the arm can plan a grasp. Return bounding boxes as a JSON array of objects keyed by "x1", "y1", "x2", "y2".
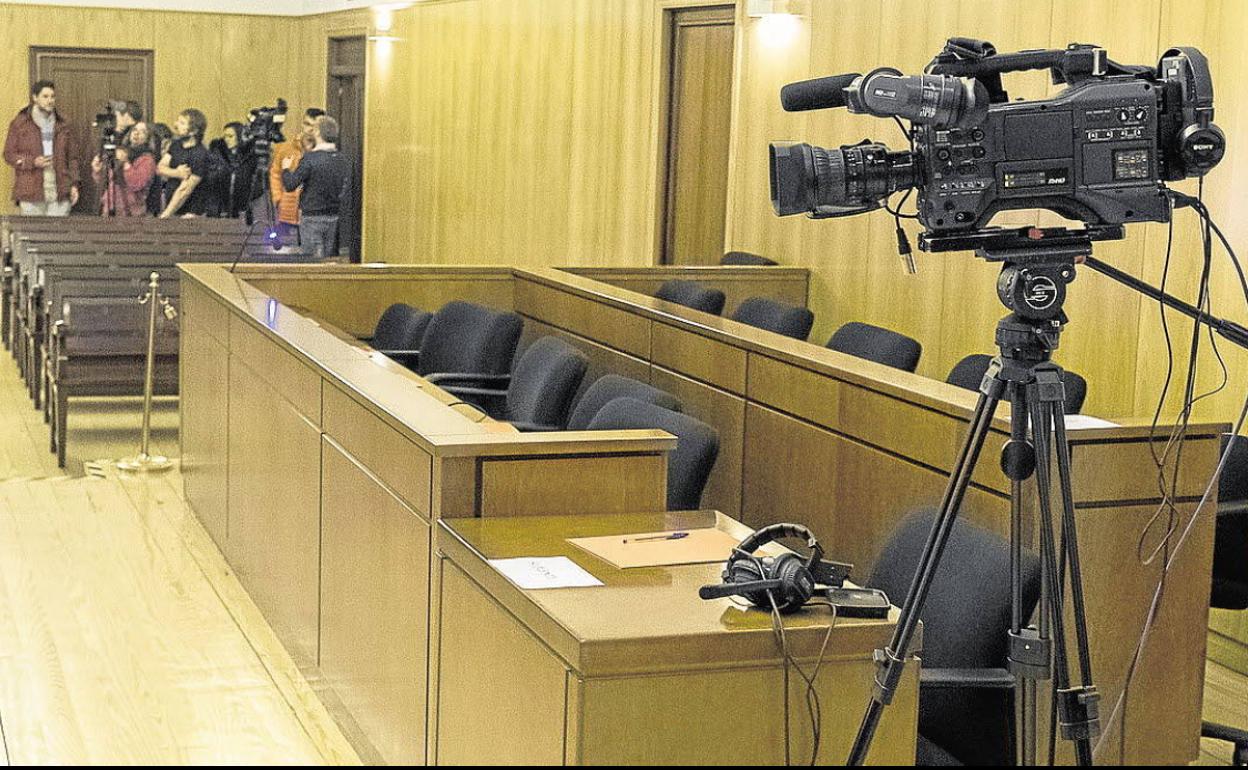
[
  {"x1": 237, "y1": 98, "x2": 288, "y2": 238},
  {"x1": 92, "y1": 99, "x2": 128, "y2": 153},
  {"x1": 240, "y1": 98, "x2": 288, "y2": 154},
  {"x1": 769, "y1": 39, "x2": 1224, "y2": 253}
]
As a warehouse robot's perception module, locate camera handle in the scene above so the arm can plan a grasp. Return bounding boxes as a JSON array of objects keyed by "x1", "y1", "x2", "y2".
[{"x1": 927, "y1": 38, "x2": 1152, "y2": 103}]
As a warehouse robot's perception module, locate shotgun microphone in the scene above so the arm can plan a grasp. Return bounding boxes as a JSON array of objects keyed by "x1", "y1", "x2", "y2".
[{"x1": 780, "y1": 73, "x2": 861, "y2": 112}]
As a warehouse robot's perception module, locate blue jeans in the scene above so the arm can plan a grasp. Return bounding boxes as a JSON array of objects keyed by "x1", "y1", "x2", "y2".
[{"x1": 301, "y1": 215, "x2": 338, "y2": 258}]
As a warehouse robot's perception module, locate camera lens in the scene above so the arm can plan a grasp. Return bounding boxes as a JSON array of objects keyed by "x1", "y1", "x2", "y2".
[{"x1": 769, "y1": 141, "x2": 919, "y2": 216}]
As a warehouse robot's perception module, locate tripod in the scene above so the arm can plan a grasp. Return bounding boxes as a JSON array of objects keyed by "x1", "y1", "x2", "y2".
[
  {"x1": 243, "y1": 143, "x2": 283, "y2": 248},
  {"x1": 98, "y1": 138, "x2": 132, "y2": 218},
  {"x1": 847, "y1": 230, "x2": 1105, "y2": 766}
]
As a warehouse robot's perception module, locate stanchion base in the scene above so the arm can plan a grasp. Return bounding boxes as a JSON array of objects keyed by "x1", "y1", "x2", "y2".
[{"x1": 116, "y1": 453, "x2": 174, "y2": 473}]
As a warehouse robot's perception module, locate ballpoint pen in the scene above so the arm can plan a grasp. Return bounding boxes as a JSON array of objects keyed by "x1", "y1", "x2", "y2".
[{"x1": 623, "y1": 531, "x2": 689, "y2": 544}]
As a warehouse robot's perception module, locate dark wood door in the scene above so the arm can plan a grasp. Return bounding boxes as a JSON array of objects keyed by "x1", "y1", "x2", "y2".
[
  {"x1": 30, "y1": 47, "x2": 154, "y2": 215},
  {"x1": 328, "y1": 36, "x2": 365, "y2": 262},
  {"x1": 660, "y1": 7, "x2": 736, "y2": 265}
]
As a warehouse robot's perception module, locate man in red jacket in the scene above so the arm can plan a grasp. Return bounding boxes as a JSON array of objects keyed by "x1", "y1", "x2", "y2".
[{"x1": 3, "y1": 80, "x2": 79, "y2": 216}]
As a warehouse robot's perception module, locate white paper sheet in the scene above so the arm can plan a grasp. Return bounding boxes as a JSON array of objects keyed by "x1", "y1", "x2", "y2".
[
  {"x1": 1063, "y1": 414, "x2": 1120, "y2": 430},
  {"x1": 488, "y1": 556, "x2": 605, "y2": 590}
]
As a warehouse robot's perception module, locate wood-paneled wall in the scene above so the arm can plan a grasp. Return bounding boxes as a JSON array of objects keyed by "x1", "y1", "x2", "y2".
[
  {"x1": 360, "y1": 0, "x2": 667, "y2": 266},
  {"x1": 0, "y1": 3, "x2": 366, "y2": 205}
]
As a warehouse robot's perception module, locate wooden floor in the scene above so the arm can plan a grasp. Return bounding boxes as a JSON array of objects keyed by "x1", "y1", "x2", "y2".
[
  {"x1": 0, "y1": 353, "x2": 359, "y2": 764},
  {"x1": 0, "y1": 347, "x2": 1242, "y2": 764}
]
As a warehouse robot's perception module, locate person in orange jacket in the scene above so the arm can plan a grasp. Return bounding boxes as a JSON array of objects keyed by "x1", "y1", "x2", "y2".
[{"x1": 269, "y1": 107, "x2": 324, "y2": 243}]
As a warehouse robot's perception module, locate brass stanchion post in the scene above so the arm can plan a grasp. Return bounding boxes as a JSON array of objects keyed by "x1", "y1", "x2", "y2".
[{"x1": 117, "y1": 271, "x2": 175, "y2": 473}]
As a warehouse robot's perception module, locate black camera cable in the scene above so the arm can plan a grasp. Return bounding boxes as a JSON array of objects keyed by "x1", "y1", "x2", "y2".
[
  {"x1": 729, "y1": 551, "x2": 838, "y2": 766},
  {"x1": 1091, "y1": 192, "x2": 1248, "y2": 762},
  {"x1": 884, "y1": 119, "x2": 920, "y2": 268},
  {"x1": 228, "y1": 220, "x2": 262, "y2": 274}
]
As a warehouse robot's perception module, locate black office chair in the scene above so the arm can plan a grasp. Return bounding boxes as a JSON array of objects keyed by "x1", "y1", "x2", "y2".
[
  {"x1": 415, "y1": 301, "x2": 523, "y2": 388},
  {"x1": 566, "y1": 374, "x2": 682, "y2": 431},
  {"x1": 1202, "y1": 434, "x2": 1248, "y2": 766},
  {"x1": 588, "y1": 397, "x2": 719, "y2": 511},
  {"x1": 826, "y1": 321, "x2": 923, "y2": 373},
  {"x1": 868, "y1": 509, "x2": 1042, "y2": 766},
  {"x1": 654, "y1": 280, "x2": 726, "y2": 316},
  {"x1": 947, "y1": 353, "x2": 1089, "y2": 415},
  {"x1": 441, "y1": 336, "x2": 588, "y2": 431},
  {"x1": 362, "y1": 303, "x2": 432, "y2": 368},
  {"x1": 721, "y1": 251, "x2": 778, "y2": 266},
  {"x1": 730, "y1": 297, "x2": 814, "y2": 340}
]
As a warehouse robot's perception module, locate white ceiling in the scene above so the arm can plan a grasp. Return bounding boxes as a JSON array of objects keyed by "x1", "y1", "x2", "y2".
[{"x1": 0, "y1": 0, "x2": 386, "y2": 16}]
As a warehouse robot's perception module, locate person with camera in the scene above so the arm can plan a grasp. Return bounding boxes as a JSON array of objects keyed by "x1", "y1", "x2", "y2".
[
  {"x1": 3, "y1": 80, "x2": 79, "y2": 215},
  {"x1": 114, "y1": 101, "x2": 142, "y2": 141},
  {"x1": 208, "y1": 122, "x2": 258, "y2": 219},
  {"x1": 269, "y1": 107, "x2": 323, "y2": 241},
  {"x1": 281, "y1": 115, "x2": 350, "y2": 258},
  {"x1": 91, "y1": 121, "x2": 155, "y2": 217},
  {"x1": 157, "y1": 108, "x2": 212, "y2": 218}
]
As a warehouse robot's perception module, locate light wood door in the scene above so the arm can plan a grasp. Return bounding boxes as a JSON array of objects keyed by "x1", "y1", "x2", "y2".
[
  {"x1": 660, "y1": 6, "x2": 736, "y2": 265},
  {"x1": 30, "y1": 47, "x2": 154, "y2": 215}
]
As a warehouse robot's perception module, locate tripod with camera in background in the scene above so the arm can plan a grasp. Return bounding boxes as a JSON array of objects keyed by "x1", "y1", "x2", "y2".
[
  {"x1": 93, "y1": 110, "x2": 131, "y2": 218},
  {"x1": 240, "y1": 98, "x2": 290, "y2": 249}
]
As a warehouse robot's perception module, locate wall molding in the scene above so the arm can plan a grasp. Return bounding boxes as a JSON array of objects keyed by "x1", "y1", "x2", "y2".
[{"x1": 0, "y1": 0, "x2": 383, "y2": 17}]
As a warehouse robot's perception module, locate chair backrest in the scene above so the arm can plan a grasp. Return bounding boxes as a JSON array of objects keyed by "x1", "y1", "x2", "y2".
[
  {"x1": 1215, "y1": 434, "x2": 1248, "y2": 610},
  {"x1": 720, "y1": 251, "x2": 778, "y2": 266},
  {"x1": 730, "y1": 296, "x2": 814, "y2": 340},
  {"x1": 868, "y1": 509, "x2": 1041, "y2": 766},
  {"x1": 417, "y1": 300, "x2": 523, "y2": 378},
  {"x1": 654, "y1": 279, "x2": 726, "y2": 316},
  {"x1": 566, "y1": 374, "x2": 683, "y2": 431},
  {"x1": 372, "y1": 303, "x2": 432, "y2": 352},
  {"x1": 946, "y1": 353, "x2": 1089, "y2": 414},
  {"x1": 588, "y1": 397, "x2": 719, "y2": 510},
  {"x1": 506, "y1": 336, "x2": 589, "y2": 429},
  {"x1": 826, "y1": 321, "x2": 922, "y2": 372}
]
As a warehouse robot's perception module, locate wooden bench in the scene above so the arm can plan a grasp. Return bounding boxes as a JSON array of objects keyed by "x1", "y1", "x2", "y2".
[
  {"x1": 48, "y1": 295, "x2": 179, "y2": 467},
  {"x1": 17, "y1": 246, "x2": 315, "y2": 408}
]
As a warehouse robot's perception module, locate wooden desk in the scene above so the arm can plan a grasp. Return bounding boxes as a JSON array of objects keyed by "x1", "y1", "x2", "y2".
[
  {"x1": 433, "y1": 510, "x2": 918, "y2": 765},
  {"x1": 178, "y1": 264, "x2": 675, "y2": 765}
]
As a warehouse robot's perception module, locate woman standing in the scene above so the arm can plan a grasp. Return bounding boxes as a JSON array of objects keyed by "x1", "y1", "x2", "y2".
[
  {"x1": 90, "y1": 120, "x2": 156, "y2": 216},
  {"x1": 208, "y1": 122, "x2": 257, "y2": 218}
]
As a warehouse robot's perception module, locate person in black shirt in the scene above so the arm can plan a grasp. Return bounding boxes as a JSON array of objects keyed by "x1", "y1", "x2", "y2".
[
  {"x1": 208, "y1": 122, "x2": 257, "y2": 219},
  {"x1": 281, "y1": 115, "x2": 350, "y2": 258},
  {"x1": 158, "y1": 108, "x2": 211, "y2": 217}
]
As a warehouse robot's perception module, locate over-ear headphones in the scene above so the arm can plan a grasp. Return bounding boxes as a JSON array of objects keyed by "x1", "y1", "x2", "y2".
[{"x1": 698, "y1": 523, "x2": 852, "y2": 613}]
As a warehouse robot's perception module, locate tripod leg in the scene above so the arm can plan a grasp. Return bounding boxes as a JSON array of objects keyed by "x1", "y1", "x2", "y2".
[
  {"x1": 1007, "y1": 387, "x2": 1039, "y2": 767},
  {"x1": 1050, "y1": 402, "x2": 1101, "y2": 760},
  {"x1": 1030, "y1": 390, "x2": 1098, "y2": 765},
  {"x1": 847, "y1": 378, "x2": 1005, "y2": 766}
]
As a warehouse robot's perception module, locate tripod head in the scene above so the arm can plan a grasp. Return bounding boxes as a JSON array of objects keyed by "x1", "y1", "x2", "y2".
[{"x1": 922, "y1": 224, "x2": 1121, "y2": 363}]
